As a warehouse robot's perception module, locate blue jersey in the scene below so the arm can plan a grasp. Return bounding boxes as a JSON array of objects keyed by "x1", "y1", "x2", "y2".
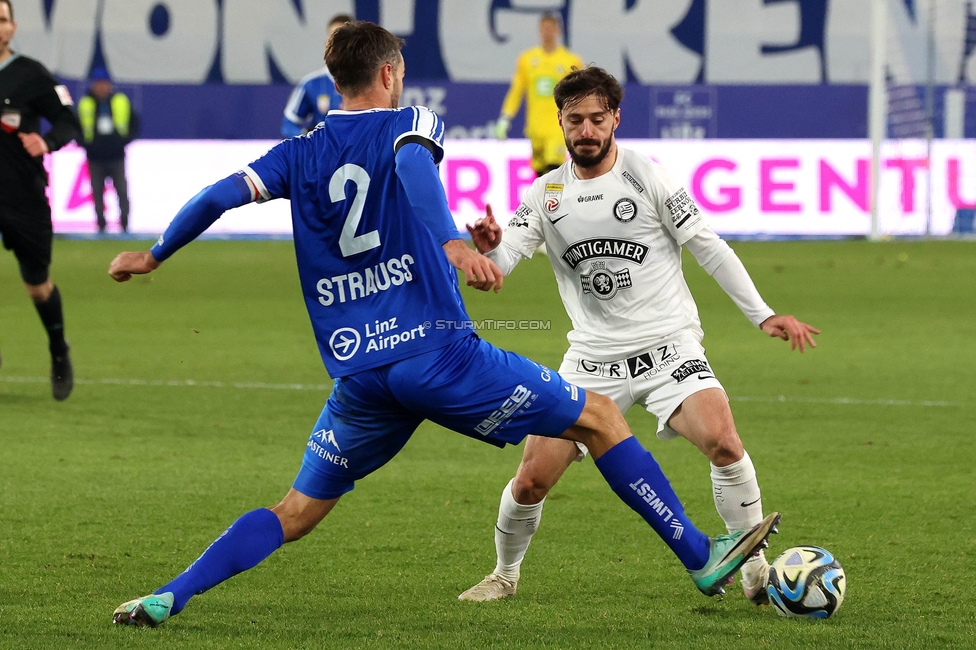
[
  {"x1": 281, "y1": 67, "x2": 343, "y2": 137},
  {"x1": 242, "y1": 106, "x2": 470, "y2": 377}
]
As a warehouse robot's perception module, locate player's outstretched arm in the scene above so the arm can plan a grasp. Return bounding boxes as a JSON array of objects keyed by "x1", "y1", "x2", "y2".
[
  {"x1": 443, "y1": 240, "x2": 504, "y2": 293},
  {"x1": 759, "y1": 315, "x2": 820, "y2": 353},
  {"x1": 109, "y1": 250, "x2": 161, "y2": 282},
  {"x1": 108, "y1": 173, "x2": 257, "y2": 282}
]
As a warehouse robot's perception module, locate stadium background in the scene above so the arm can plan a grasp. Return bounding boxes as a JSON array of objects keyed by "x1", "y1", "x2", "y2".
[
  {"x1": 4, "y1": 3, "x2": 976, "y2": 647},
  {"x1": 10, "y1": 0, "x2": 976, "y2": 236}
]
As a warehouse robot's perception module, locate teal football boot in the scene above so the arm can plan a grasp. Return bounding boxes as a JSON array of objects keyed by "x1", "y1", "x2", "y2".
[
  {"x1": 112, "y1": 592, "x2": 174, "y2": 628},
  {"x1": 689, "y1": 512, "x2": 781, "y2": 597}
]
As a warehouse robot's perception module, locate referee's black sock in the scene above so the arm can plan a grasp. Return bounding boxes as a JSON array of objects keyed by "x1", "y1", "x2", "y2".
[{"x1": 33, "y1": 285, "x2": 68, "y2": 356}]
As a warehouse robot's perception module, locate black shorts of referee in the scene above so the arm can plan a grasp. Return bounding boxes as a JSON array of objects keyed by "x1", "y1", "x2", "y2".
[{"x1": 0, "y1": 195, "x2": 53, "y2": 286}]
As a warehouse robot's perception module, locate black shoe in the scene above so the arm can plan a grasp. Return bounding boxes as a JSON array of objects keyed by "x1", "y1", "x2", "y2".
[{"x1": 52, "y1": 345, "x2": 73, "y2": 401}]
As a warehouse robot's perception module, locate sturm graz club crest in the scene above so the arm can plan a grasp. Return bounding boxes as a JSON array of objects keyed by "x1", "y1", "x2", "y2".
[
  {"x1": 613, "y1": 198, "x2": 637, "y2": 223},
  {"x1": 580, "y1": 261, "x2": 632, "y2": 300}
]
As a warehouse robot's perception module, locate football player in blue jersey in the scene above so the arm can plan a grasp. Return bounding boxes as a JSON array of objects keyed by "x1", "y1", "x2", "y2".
[
  {"x1": 108, "y1": 21, "x2": 780, "y2": 629},
  {"x1": 280, "y1": 13, "x2": 351, "y2": 137}
]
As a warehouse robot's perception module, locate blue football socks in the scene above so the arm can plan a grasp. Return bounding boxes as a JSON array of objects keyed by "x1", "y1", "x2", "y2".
[
  {"x1": 156, "y1": 508, "x2": 284, "y2": 615},
  {"x1": 594, "y1": 437, "x2": 710, "y2": 570}
]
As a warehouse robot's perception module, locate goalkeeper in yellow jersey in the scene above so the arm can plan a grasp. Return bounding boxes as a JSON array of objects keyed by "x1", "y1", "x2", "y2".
[{"x1": 496, "y1": 13, "x2": 583, "y2": 176}]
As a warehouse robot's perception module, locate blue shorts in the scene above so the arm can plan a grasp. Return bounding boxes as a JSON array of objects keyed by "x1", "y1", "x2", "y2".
[{"x1": 293, "y1": 334, "x2": 585, "y2": 500}]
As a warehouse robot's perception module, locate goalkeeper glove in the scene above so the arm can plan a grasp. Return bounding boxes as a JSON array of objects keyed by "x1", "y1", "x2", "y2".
[{"x1": 495, "y1": 115, "x2": 510, "y2": 140}]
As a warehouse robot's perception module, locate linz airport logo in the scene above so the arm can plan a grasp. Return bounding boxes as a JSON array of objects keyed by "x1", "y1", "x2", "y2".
[
  {"x1": 561, "y1": 237, "x2": 648, "y2": 270},
  {"x1": 613, "y1": 198, "x2": 637, "y2": 223},
  {"x1": 544, "y1": 183, "x2": 563, "y2": 212},
  {"x1": 670, "y1": 359, "x2": 714, "y2": 383},
  {"x1": 329, "y1": 327, "x2": 361, "y2": 361}
]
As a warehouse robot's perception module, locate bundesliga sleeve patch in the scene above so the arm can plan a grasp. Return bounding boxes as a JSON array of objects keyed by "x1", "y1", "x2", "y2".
[
  {"x1": 543, "y1": 184, "x2": 563, "y2": 213},
  {"x1": 664, "y1": 189, "x2": 701, "y2": 230}
]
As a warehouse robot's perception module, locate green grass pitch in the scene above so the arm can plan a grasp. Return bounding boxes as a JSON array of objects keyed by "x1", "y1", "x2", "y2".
[{"x1": 1, "y1": 238, "x2": 975, "y2": 649}]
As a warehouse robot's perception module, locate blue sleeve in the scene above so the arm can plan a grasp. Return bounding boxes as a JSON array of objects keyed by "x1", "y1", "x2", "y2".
[
  {"x1": 393, "y1": 106, "x2": 445, "y2": 164},
  {"x1": 243, "y1": 139, "x2": 294, "y2": 202},
  {"x1": 150, "y1": 173, "x2": 253, "y2": 261},
  {"x1": 395, "y1": 143, "x2": 460, "y2": 245}
]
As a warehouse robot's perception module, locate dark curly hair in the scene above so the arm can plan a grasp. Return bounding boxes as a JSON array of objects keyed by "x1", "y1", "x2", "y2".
[{"x1": 553, "y1": 66, "x2": 624, "y2": 113}]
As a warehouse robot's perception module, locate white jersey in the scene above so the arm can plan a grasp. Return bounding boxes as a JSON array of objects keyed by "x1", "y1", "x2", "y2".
[{"x1": 487, "y1": 146, "x2": 744, "y2": 361}]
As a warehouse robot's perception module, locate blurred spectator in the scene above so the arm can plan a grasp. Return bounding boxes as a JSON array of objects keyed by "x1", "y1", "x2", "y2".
[
  {"x1": 281, "y1": 13, "x2": 353, "y2": 137},
  {"x1": 496, "y1": 13, "x2": 583, "y2": 176},
  {"x1": 77, "y1": 67, "x2": 138, "y2": 233},
  {"x1": 0, "y1": 0, "x2": 79, "y2": 399}
]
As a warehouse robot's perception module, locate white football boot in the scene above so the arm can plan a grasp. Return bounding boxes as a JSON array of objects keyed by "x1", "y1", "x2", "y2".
[
  {"x1": 458, "y1": 573, "x2": 518, "y2": 601},
  {"x1": 741, "y1": 553, "x2": 771, "y2": 605}
]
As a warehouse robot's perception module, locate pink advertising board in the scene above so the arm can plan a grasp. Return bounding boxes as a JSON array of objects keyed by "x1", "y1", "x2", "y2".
[{"x1": 49, "y1": 139, "x2": 976, "y2": 236}]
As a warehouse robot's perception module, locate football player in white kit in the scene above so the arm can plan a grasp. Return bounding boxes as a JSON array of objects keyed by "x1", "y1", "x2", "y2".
[{"x1": 460, "y1": 67, "x2": 819, "y2": 605}]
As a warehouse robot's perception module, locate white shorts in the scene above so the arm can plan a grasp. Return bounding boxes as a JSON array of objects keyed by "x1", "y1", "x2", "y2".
[{"x1": 558, "y1": 331, "x2": 726, "y2": 460}]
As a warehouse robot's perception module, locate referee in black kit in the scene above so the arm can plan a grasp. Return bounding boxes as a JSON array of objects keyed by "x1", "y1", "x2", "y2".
[{"x1": 0, "y1": 0, "x2": 78, "y2": 400}]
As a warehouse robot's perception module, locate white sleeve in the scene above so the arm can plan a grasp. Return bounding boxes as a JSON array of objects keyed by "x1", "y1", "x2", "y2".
[
  {"x1": 684, "y1": 227, "x2": 775, "y2": 328},
  {"x1": 653, "y1": 164, "x2": 706, "y2": 246},
  {"x1": 483, "y1": 201, "x2": 545, "y2": 276}
]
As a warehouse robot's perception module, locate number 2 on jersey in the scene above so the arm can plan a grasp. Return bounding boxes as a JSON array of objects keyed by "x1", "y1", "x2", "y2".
[{"x1": 330, "y1": 164, "x2": 381, "y2": 257}]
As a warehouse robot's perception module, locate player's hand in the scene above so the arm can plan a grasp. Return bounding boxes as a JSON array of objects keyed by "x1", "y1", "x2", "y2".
[
  {"x1": 494, "y1": 116, "x2": 510, "y2": 141},
  {"x1": 109, "y1": 250, "x2": 161, "y2": 282},
  {"x1": 466, "y1": 204, "x2": 503, "y2": 253},
  {"x1": 19, "y1": 132, "x2": 50, "y2": 157},
  {"x1": 760, "y1": 315, "x2": 820, "y2": 353},
  {"x1": 443, "y1": 239, "x2": 504, "y2": 293}
]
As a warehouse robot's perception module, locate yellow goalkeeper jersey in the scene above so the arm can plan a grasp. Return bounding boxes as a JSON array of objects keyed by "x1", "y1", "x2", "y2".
[{"x1": 501, "y1": 45, "x2": 584, "y2": 140}]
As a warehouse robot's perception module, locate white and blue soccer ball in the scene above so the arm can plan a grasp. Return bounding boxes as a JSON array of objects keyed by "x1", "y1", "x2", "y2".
[{"x1": 767, "y1": 546, "x2": 847, "y2": 619}]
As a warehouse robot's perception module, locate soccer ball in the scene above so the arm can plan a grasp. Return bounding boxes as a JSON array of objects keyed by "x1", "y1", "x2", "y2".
[{"x1": 766, "y1": 546, "x2": 846, "y2": 619}]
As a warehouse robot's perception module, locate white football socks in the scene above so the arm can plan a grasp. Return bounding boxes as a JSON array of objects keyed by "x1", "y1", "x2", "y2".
[
  {"x1": 710, "y1": 451, "x2": 767, "y2": 569},
  {"x1": 493, "y1": 479, "x2": 545, "y2": 580}
]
